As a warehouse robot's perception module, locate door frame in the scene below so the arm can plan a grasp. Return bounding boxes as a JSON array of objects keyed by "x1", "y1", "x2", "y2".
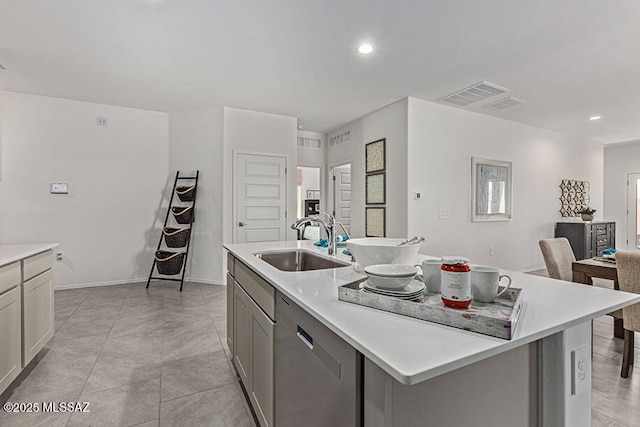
[
  {"x1": 232, "y1": 150, "x2": 289, "y2": 243},
  {"x1": 328, "y1": 160, "x2": 352, "y2": 217},
  {"x1": 296, "y1": 164, "x2": 325, "y2": 218},
  {"x1": 627, "y1": 172, "x2": 640, "y2": 250}
]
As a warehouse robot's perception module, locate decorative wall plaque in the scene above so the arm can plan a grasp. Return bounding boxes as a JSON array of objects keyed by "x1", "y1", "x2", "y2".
[
  {"x1": 559, "y1": 180, "x2": 590, "y2": 217},
  {"x1": 366, "y1": 139, "x2": 386, "y2": 173},
  {"x1": 366, "y1": 172, "x2": 385, "y2": 205},
  {"x1": 366, "y1": 207, "x2": 386, "y2": 237}
]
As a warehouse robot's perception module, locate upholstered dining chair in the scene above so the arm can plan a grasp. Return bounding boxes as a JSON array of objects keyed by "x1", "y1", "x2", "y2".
[
  {"x1": 615, "y1": 250, "x2": 640, "y2": 378},
  {"x1": 539, "y1": 238, "x2": 576, "y2": 281}
]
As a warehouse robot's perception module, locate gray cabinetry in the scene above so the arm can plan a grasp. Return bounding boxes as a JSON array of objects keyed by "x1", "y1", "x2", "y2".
[
  {"x1": 555, "y1": 221, "x2": 615, "y2": 260},
  {"x1": 226, "y1": 252, "x2": 235, "y2": 357},
  {"x1": 229, "y1": 258, "x2": 274, "y2": 427}
]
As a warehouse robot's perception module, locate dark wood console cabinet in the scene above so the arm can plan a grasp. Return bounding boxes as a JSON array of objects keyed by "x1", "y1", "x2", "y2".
[{"x1": 555, "y1": 221, "x2": 615, "y2": 260}]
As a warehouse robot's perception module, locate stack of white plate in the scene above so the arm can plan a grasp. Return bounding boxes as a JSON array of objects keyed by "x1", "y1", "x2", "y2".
[{"x1": 363, "y1": 280, "x2": 426, "y2": 300}]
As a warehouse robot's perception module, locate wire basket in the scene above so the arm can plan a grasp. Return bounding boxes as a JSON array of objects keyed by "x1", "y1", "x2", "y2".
[
  {"x1": 163, "y1": 227, "x2": 190, "y2": 248},
  {"x1": 175, "y1": 185, "x2": 196, "y2": 202},
  {"x1": 171, "y1": 206, "x2": 193, "y2": 224},
  {"x1": 155, "y1": 250, "x2": 185, "y2": 275}
]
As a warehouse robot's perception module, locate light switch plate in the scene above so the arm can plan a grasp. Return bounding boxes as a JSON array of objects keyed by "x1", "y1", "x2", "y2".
[
  {"x1": 50, "y1": 183, "x2": 69, "y2": 194},
  {"x1": 571, "y1": 344, "x2": 589, "y2": 395}
]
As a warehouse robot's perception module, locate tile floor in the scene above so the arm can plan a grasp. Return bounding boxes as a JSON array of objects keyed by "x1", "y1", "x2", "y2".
[
  {"x1": 0, "y1": 281, "x2": 256, "y2": 427},
  {"x1": 0, "y1": 280, "x2": 638, "y2": 426}
]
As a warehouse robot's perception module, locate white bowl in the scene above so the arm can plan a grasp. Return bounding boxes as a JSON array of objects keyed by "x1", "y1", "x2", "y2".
[
  {"x1": 347, "y1": 238, "x2": 421, "y2": 268},
  {"x1": 365, "y1": 264, "x2": 419, "y2": 289},
  {"x1": 364, "y1": 264, "x2": 419, "y2": 277}
]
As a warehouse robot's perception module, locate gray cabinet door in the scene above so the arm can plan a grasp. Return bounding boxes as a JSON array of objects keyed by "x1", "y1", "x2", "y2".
[
  {"x1": 234, "y1": 283, "x2": 252, "y2": 385},
  {"x1": 22, "y1": 270, "x2": 54, "y2": 367},
  {"x1": 249, "y1": 300, "x2": 274, "y2": 427}
]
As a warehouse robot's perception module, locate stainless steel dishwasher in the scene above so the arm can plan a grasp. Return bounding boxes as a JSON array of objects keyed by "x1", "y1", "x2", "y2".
[{"x1": 275, "y1": 291, "x2": 362, "y2": 427}]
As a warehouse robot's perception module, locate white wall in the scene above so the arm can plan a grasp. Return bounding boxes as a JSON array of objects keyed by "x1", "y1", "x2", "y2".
[
  {"x1": 169, "y1": 107, "x2": 224, "y2": 283},
  {"x1": 407, "y1": 97, "x2": 604, "y2": 271},
  {"x1": 604, "y1": 141, "x2": 640, "y2": 249},
  {"x1": 327, "y1": 99, "x2": 409, "y2": 238},
  {"x1": 0, "y1": 92, "x2": 169, "y2": 287},
  {"x1": 222, "y1": 107, "x2": 298, "y2": 245}
]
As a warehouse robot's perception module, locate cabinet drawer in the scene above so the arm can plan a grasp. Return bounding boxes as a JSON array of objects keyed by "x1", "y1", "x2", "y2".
[
  {"x1": 22, "y1": 250, "x2": 53, "y2": 282},
  {"x1": 0, "y1": 262, "x2": 21, "y2": 295},
  {"x1": 227, "y1": 253, "x2": 236, "y2": 278},
  {"x1": 235, "y1": 261, "x2": 275, "y2": 321},
  {"x1": 22, "y1": 270, "x2": 54, "y2": 367}
]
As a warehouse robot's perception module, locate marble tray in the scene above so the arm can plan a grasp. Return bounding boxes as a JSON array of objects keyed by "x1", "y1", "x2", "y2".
[{"x1": 338, "y1": 281, "x2": 524, "y2": 340}]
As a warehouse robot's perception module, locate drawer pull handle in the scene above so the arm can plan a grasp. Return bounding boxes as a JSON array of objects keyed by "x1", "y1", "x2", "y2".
[{"x1": 296, "y1": 326, "x2": 314, "y2": 350}]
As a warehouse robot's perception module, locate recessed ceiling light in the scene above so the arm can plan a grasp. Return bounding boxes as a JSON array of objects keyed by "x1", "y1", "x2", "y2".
[
  {"x1": 589, "y1": 115, "x2": 602, "y2": 121},
  {"x1": 357, "y1": 43, "x2": 374, "y2": 55}
]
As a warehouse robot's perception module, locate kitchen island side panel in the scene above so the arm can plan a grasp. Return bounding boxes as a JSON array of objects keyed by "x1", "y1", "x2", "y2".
[{"x1": 364, "y1": 342, "x2": 538, "y2": 427}]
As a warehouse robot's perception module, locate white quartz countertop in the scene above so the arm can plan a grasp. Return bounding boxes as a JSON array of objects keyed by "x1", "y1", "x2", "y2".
[
  {"x1": 0, "y1": 243, "x2": 59, "y2": 267},
  {"x1": 224, "y1": 240, "x2": 640, "y2": 385}
]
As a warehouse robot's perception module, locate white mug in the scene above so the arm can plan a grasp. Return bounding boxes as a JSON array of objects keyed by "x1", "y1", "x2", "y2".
[
  {"x1": 471, "y1": 266, "x2": 512, "y2": 303},
  {"x1": 415, "y1": 259, "x2": 442, "y2": 293}
]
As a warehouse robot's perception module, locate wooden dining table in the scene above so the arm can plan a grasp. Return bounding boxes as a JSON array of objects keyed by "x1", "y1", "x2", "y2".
[{"x1": 572, "y1": 257, "x2": 624, "y2": 338}]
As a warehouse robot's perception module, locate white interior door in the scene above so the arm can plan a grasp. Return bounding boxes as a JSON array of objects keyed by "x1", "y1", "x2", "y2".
[
  {"x1": 627, "y1": 173, "x2": 640, "y2": 250},
  {"x1": 234, "y1": 153, "x2": 287, "y2": 243},
  {"x1": 333, "y1": 164, "x2": 351, "y2": 235}
]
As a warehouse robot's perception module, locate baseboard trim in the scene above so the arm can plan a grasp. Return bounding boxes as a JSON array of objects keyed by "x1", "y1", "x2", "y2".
[{"x1": 54, "y1": 277, "x2": 224, "y2": 290}]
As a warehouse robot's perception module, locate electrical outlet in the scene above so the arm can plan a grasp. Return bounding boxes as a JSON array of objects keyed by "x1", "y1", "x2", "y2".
[
  {"x1": 438, "y1": 208, "x2": 450, "y2": 219},
  {"x1": 571, "y1": 345, "x2": 589, "y2": 395},
  {"x1": 96, "y1": 116, "x2": 108, "y2": 126},
  {"x1": 56, "y1": 252, "x2": 63, "y2": 262},
  {"x1": 413, "y1": 192, "x2": 421, "y2": 200}
]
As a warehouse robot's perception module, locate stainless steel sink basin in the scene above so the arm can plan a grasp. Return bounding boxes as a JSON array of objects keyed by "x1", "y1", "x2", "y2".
[{"x1": 255, "y1": 250, "x2": 350, "y2": 272}]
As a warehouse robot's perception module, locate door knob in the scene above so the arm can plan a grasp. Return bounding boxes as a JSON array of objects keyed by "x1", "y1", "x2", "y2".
[{"x1": 238, "y1": 222, "x2": 246, "y2": 227}]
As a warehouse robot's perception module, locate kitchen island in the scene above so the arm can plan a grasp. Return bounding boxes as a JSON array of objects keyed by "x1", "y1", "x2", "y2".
[{"x1": 224, "y1": 240, "x2": 639, "y2": 427}]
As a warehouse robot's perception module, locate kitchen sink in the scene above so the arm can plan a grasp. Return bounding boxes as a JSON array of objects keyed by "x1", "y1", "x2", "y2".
[{"x1": 254, "y1": 250, "x2": 350, "y2": 272}]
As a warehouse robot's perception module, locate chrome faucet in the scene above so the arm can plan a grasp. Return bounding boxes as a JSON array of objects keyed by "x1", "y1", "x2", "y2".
[{"x1": 291, "y1": 211, "x2": 349, "y2": 255}]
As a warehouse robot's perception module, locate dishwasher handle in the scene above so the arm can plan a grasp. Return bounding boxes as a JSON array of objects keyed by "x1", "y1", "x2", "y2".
[{"x1": 296, "y1": 325, "x2": 314, "y2": 350}]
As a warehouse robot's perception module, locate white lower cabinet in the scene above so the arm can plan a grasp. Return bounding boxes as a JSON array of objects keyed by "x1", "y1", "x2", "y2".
[
  {"x1": 0, "y1": 286, "x2": 22, "y2": 394},
  {"x1": 234, "y1": 281, "x2": 274, "y2": 427},
  {"x1": 22, "y1": 270, "x2": 54, "y2": 367},
  {"x1": 0, "y1": 248, "x2": 55, "y2": 395}
]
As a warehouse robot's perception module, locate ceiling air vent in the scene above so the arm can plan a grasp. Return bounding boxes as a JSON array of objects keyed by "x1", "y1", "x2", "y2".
[
  {"x1": 484, "y1": 97, "x2": 526, "y2": 110},
  {"x1": 438, "y1": 81, "x2": 509, "y2": 106}
]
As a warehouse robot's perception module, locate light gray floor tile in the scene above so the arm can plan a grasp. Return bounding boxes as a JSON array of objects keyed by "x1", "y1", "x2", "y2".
[
  {"x1": 131, "y1": 420, "x2": 160, "y2": 427},
  {"x1": 591, "y1": 387, "x2": 640, "y2": 427},
  {"x1": 161, "y1": 350, "x2": 236, "y2": 402},
  {"x1": 52, "y1": 317, "x2": 115, "y2": 342},
  {"x1": 162, "y1": 331, "x2": 223, "y2": 363},
  {"x1": 83, "y1": 352, "x2": 162, "y2": 394},
  {"x1": 592, "y1": 409, "x2": 617, "y2": 427},
  {"x1": 109, "y1": 313, "x2": 165, "y2": 338},
  {"x1": 68, "y1": 378, "x2": 161, "y2": 427},
  {"x1": 41, "y1": 334, "x2": 107, "y2": 363},
  {"x1": 10, "y1": 354, "x2": 97, "y2": 395},
  {"x1": 102, "y1": 332, "x2": 164, "y2": 357},
  {"x1": 160, "y1": 384, "x2": 254, "y2": 427}
]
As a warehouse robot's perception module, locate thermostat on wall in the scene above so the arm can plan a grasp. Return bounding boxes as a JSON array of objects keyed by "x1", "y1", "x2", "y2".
[{"x1": 50, "y1": 183, "x2": 69, "y2": 194}]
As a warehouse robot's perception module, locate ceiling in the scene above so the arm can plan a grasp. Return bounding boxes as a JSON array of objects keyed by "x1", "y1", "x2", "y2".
[{"x1": 1, "y1": 0, "x2": 639, "y2": 144}]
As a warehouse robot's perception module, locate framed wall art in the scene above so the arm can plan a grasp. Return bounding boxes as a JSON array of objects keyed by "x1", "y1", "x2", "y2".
[
  {"x1": 366, "y1": 172, "x2": 386, "y2": 205},
  {"x1": 471, "y1": 157, "x2": 512, "y2": 222},
  {"x1": 366, "y1": 207, "x2": 386, "y2": 237},
  {"x1": 366, "y1": 138, "x2": 386, "y2": 173}
]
